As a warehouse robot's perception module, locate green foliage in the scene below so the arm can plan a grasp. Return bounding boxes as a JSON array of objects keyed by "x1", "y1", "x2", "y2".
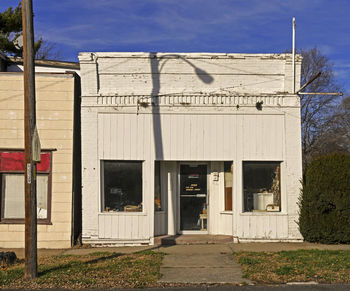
[
  {"x1": 0, "y1": 2, "x2": 43, "y2": 57},
  {"x1": 299, "y1": 153, "x2": 350, "y2": 243},
  {"x1": 0, "y1": 3, "x2": 22, "y2": 56}
]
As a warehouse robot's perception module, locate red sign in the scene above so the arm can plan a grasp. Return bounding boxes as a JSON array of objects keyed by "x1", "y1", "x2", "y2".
[{"x1": 0, "y1": 152, "x2": 50, "y2": 172}]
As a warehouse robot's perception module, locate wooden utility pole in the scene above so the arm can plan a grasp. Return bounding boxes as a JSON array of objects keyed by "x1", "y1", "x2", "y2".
[{"x1": 22, "y1": 0, "x2": 38, "y2": 279}]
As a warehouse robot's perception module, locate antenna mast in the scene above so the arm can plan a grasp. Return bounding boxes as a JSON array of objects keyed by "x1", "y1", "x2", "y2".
[{"x1": 292, "y1": 17, "x2": 296, "y2": 93}]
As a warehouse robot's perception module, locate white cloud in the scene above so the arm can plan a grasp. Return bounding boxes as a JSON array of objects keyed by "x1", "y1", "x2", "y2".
[{"x1": 28, "y1": 0, "x2": 350, "y2": 65}]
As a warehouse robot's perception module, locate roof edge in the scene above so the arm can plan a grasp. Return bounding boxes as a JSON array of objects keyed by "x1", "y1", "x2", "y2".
[
  {"x1": 78, "y1": 52, "x2": 302, "y2": 61},
  {"x1": 8, "y1": 56, "x2": 80, "y2": 69}
]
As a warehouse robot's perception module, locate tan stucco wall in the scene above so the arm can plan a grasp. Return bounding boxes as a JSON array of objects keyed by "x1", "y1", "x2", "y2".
[{"x1": 0, "y1": 73, "x2": 75, "y2": 248}]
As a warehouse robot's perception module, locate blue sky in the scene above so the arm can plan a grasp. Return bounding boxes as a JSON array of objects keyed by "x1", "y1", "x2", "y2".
[{"x1": 1, "y1": 0, "x2": 349, "y2": 92}]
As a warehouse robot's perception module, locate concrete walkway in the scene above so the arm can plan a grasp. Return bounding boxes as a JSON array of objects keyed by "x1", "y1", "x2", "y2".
[{"x1": 158, "y1": 244, "x2": 250, "y2": 284}]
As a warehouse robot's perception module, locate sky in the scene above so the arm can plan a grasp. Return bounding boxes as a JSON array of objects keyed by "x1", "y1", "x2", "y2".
[{"x1": 1, "y1": 0, "x2": 349, "y2": 92}]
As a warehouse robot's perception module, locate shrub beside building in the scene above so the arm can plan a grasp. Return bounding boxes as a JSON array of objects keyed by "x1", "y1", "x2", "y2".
[{"x1": 299, "y1": 153, "x2": 350, "y2": 243}]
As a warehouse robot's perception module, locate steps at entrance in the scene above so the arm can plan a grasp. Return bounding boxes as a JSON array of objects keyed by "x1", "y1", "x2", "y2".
[{"x1": 154, "y1": 234, "x2": 233, "y2": 245}]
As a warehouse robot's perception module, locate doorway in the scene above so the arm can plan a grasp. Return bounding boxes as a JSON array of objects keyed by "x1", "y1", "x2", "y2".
[{"x1": 179, "y1": 163, "x2": 208, "y2": 233}]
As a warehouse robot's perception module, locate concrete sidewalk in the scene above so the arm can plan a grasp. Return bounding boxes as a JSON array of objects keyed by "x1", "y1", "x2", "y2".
[
  {"x1": 3, "y1": 241, "x2": 350, "y2": 260},
  {"x1": 1, "y1": 245, "x2": 154, "y2": 259},
  {"x1": 157, "y1": 244, "x2": 250, "y2": 284}
]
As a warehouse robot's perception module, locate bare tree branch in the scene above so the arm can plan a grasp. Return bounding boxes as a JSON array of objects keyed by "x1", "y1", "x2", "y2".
[{"x1": 299, "y1": 47, "x2": 345, "y2": 169}]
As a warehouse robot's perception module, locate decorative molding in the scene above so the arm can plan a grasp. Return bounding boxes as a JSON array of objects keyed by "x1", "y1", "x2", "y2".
[{"x1": 90, "y1": 94, "x2": 298, "y2": 107}]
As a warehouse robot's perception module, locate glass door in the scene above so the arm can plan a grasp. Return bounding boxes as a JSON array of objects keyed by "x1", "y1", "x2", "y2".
[{"x1": 180, "y1": 164, "x2": 207, "y2": 231}]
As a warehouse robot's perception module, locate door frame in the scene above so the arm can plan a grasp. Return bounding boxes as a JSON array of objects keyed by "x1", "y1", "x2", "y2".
[{"x1": 177, "y1": 161, "x2": 210, "y2": 234}]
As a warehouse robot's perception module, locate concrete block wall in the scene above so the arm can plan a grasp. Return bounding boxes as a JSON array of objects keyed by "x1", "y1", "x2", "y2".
[{"x1": 79, "y1": 52, "x2": 302, "y2": 98}]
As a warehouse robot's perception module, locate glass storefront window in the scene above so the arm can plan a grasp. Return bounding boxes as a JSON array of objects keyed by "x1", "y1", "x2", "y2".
[
  {"x1": 102, "y1": 161, "x2": 142, "y2": 212},
  {"x1": 243, "y1": 162, "x2": 281, "y2": 212}
]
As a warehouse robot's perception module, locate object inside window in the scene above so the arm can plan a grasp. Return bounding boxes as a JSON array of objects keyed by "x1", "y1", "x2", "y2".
[
  {"x1": 154, "y1": 161, "x2": 162, "y2": 211},
  {"x1": 243, "y1": 162, "x2": 281, "y2": 212},
  {"x1": 224, "y1": 161, "x2": 233, "y2": 211},
  {"x1": 102, "y1": 161, "x2": 142, "y2": 212}
]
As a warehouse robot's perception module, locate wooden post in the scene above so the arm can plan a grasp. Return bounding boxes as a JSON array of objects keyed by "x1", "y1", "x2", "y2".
[{"x1": 22, "y1": 0, "x2": 38, "y2": 279}]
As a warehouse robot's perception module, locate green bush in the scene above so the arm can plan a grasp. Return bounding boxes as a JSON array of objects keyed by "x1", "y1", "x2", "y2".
[{"x1": 299, "y1": 153, "x2": 350, "y2": 243}]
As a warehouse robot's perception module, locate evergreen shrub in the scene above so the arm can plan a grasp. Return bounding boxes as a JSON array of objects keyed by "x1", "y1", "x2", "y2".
[{"x1": 299, "y1": 153, "x2": 350, "y2": 243}]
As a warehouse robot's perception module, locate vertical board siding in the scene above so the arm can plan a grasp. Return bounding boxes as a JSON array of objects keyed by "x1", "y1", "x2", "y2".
[
  {"x1": 98, "y1": 113, "x2": 283, "y2": 161},
  {"x1": 238, "y1": 215, "x2": 288, "y2": 239},
  {"x1": 219, "y1": 213, "x2": 233, "y2": 235},
  {"x1": 154, "y1": 212, "x2": 167, "y2": 236},
  {"x1": 98, "y1": 214, "x2": 149, "y2": 239},
  {"x1": 97, "y1": 112, "x2": 285, "y2": 241}
]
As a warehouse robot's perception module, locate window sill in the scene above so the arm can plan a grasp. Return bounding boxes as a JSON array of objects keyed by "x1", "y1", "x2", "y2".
[
  {"x1": 240, "y1": 212, "x2": 287, "y2": 216},
  {"x1": 99, "y1": 212, "x2": 148, "y2": 216},
  {"x1": 0, "y1": 220, "x2": 52, "y2": 225},
  {"x1": 220, "y1": 211, "x2": 233, "y2": 215}
]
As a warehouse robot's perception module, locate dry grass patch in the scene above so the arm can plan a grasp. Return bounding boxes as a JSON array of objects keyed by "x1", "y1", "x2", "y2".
[
  {"x1": 0, "y1": 250, "x2": 164, "y2": 289},
  {"x1": 234, "y1": 249, "x2": 350, "y2": 284}
]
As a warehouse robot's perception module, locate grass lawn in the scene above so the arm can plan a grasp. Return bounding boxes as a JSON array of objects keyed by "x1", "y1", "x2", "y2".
[
  {"x1": 234, "y1": 249, "x2": 350, "y2": 284},
  {"x1": 0, "y1": 250, "x2": 164, "y2": 289}
]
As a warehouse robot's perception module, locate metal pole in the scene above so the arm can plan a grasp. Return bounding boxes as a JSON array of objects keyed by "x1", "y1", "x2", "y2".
[
  {"x1": 296, "y1": 72, "x2": 321, "y2": 94},
  {"x1": 22, "y1": 0, "x2": 38, "y2": 279},
  {"x1": 292, "y1": 17, "x2": 296, "y2": 94},
  {"x1": 298, "y1": 92, "x2": 343, "y2": 96}
]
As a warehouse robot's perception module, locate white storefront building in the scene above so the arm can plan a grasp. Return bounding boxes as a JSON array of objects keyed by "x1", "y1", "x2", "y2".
[{"x1": 79, "y1": 52, "x2": 303, "y2": 245}]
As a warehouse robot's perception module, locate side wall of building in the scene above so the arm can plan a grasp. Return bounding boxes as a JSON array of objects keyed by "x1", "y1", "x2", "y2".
[{"x1": 0, "y1": 73, "x2": 76, "y2": 248}]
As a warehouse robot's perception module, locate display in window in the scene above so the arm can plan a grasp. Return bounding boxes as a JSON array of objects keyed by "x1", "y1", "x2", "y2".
[
  {"x1": 180, "y1": 165, "x2": 207, "y2": 196},
  {"x1": 224, "y1": 161, "x2": 233, "y2": 211},
  {"x1": 154, "y1": 161, "x2": 162, "y2": 211},
  {"x1": 102, "y1": 161, "x2": 142, "y2": 212},
  {"x1": 243, "y1": 162, "x2": 281, "y2": 212}
]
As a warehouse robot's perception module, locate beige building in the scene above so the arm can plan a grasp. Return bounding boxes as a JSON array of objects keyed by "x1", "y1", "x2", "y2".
[
  {"x1": 79, "y1": 52, "x2": 303, "y2": 245},
  {"x1": 0, "y1": 64, "x2": 81, "y2": 248}
]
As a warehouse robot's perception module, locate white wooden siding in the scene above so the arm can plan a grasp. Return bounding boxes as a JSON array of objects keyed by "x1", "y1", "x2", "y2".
[
  {"x1": 98, "y1": 113, "x2": 284, "y2": 161},
  {"x1": 95, "y1": 112, "x2": 285, "y2": 240},
  {"x1": 154, "y1": 212, "x2": 167, "y2": 236},
  {"x1": 238, "y1": 214, "x2": 289, "y2": 239},
  {"x1": 98, "y1": 213, "x2": 149, "y2": 239}
]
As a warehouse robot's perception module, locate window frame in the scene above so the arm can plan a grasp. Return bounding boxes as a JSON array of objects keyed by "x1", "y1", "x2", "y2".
[
  {"x1": 0, "y1": 149, "x2": 53, "y2": 224},
  {"x1": 100, "y1": 160, "x2": 144, "y2": 213},
  {"x1": 242, "y1": 160, "x2": 282, "y2": 213},
  {"x1": 154, "y1": 161, "x2": 162, "y2": 212},
  {"x1": 224, "y1": 161, "x2": 233, "y2": 212}
]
